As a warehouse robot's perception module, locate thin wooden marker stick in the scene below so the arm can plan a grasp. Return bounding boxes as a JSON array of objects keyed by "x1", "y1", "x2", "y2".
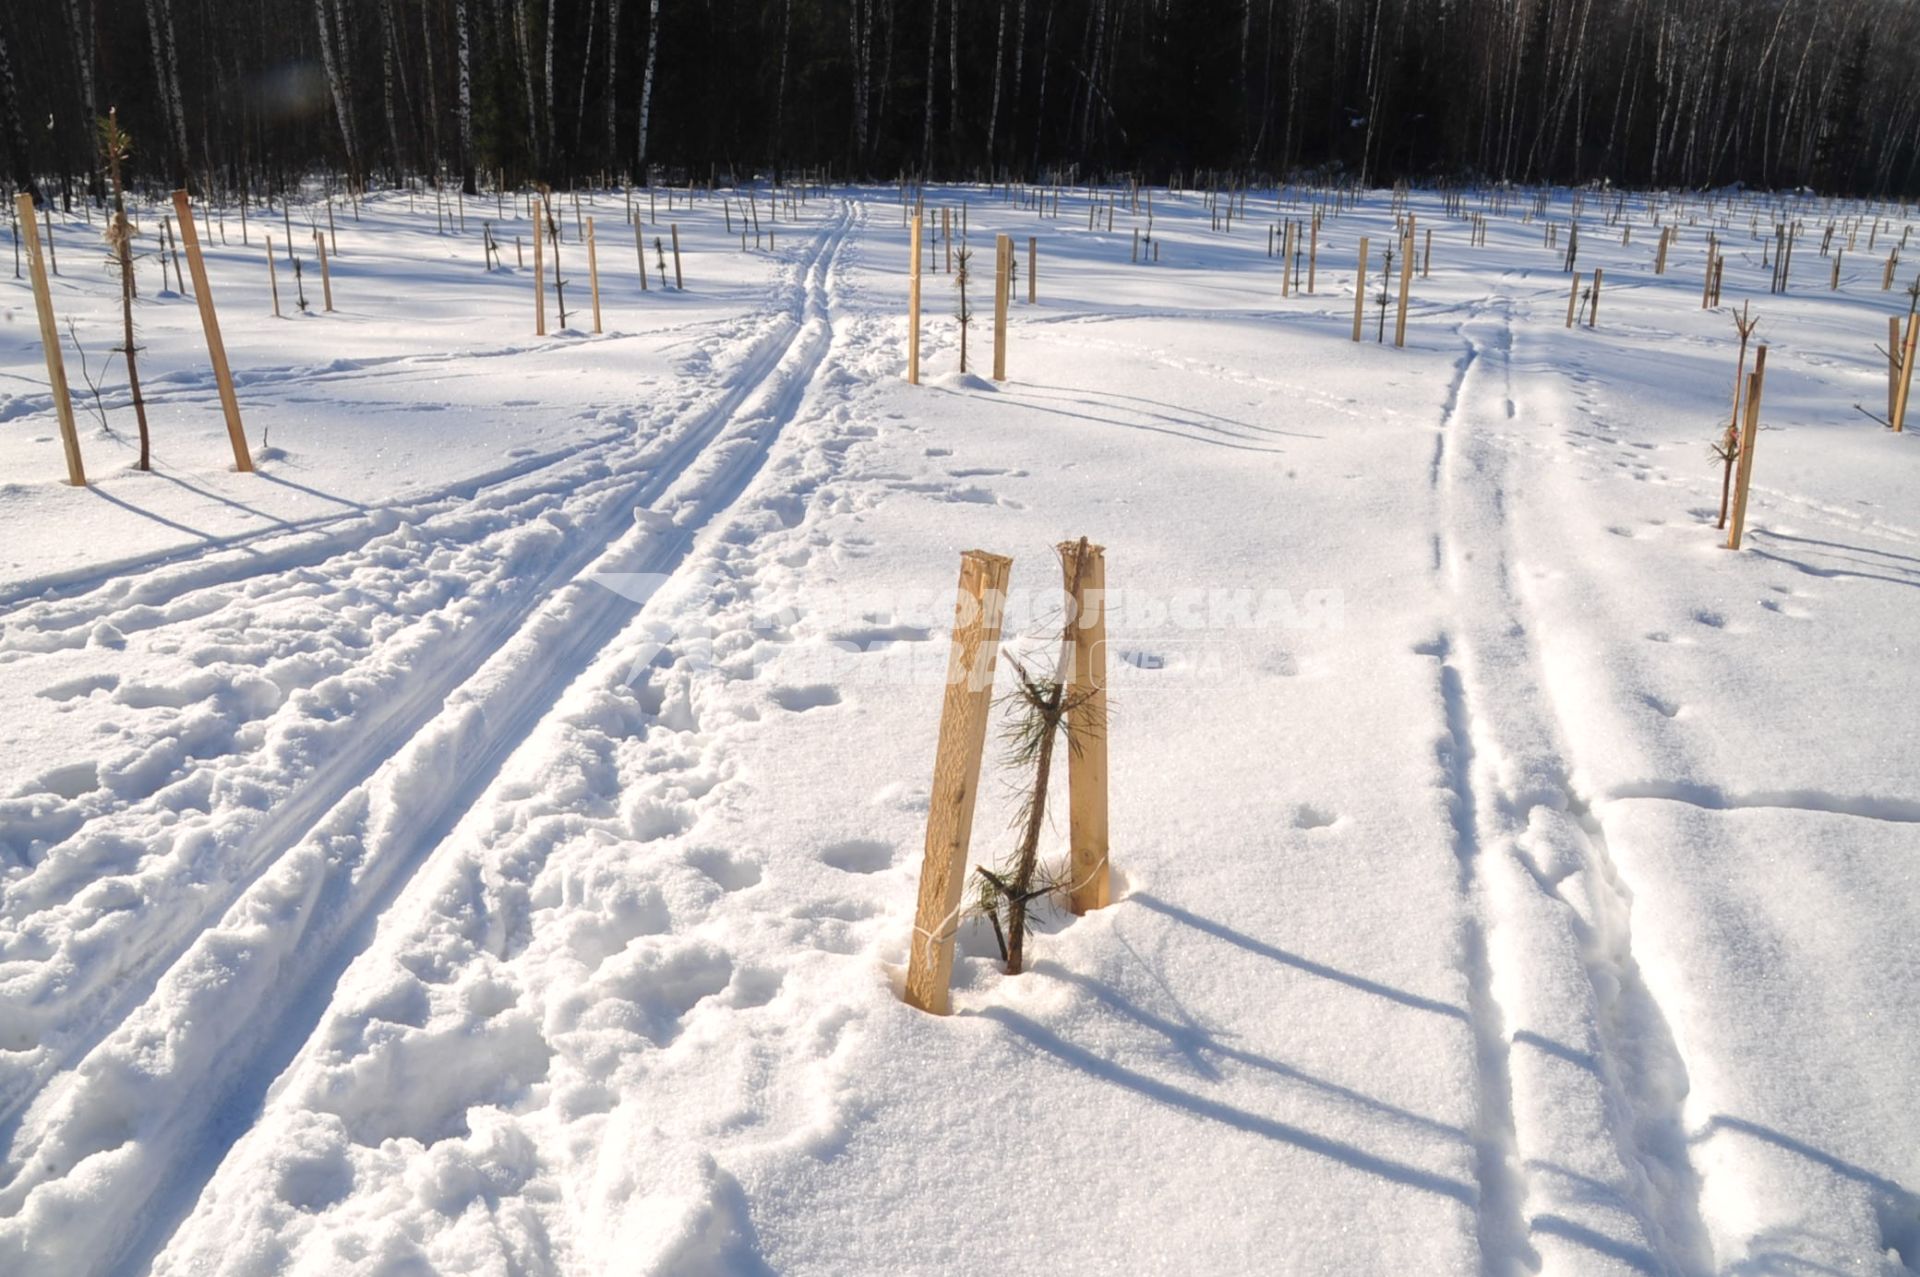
[
  {"x1": 172, "y1": 191, "x2": 252, "y2": 472},
  {"x1": 586, "y1": 216, "x2": 603, "y2": 333},
  {"x1": 16, "y1": 193, "x2": 85, "y2": 485},
  {"x1": 1060, "y1": 540, "x2": 1110, "y2": 916},
  {"x1": 633, "y1": 215, "x2": 648, "y2": 290},
  {"x1": 1566, "y1": 272, "x2": 1582, "y2": 328},
  {"x1": 1890, "y1": 316, "x2": 1903, "y2": 425},
  {"x1": 1895, "y1": 313, "x2": 1918, "y2": 432},
  {"x1": 908, "y1": 214, "x2": 923, "y2": 384},
  {"x1": 314, "y1": 231, "x2": 334, "y2": 311},
  {"x1": 1352, "y1": 236, "x2": 1370, "y2": 343},
  {"x1": 1589, "y1": 268, "x2": 1603, "y2": 327},
  {"x1": 1027, "y1": 235, "x2": 1037, "y2": 304},
  {"x1": 533, "y1": 216, "x2": 547, "y2": 335},
  {"x1": 992, "y1": 233, "x2": 1010, "y2": 382},
  {"x1": 903, "y1": 550, "x2": 1014, "y2": 1015},
  {"x1": 1727, "y1": 346, "x2": 1768, "y2": 550},
  {"x1": 670, "y1": 223, "x2": 683, "y2": 289},
  {"x1": 266, "y1": 236, "x2": 281, "y2": 317},
  {"x1": 1394, "y1": 234, "x2": 1413, "y2": 347}
]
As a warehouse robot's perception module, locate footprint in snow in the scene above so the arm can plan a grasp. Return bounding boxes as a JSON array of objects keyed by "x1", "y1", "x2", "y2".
[
  {"x1": 771, "y1": 684, "x2": 842, "y2": 712},
  {"x1": 819, "y1": 839, "x2": 894, "y2": 873}
]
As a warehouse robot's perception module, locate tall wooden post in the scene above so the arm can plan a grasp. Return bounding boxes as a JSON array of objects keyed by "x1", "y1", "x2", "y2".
[
  {"x1": 1891, "y1": 316, "x2": 1902, "y2": 426},
  {"x1": 1588, "y1": 268, "x2": 1603, "y2": 327},
  {"x1": 1394, "y1": 233, "x2": 1413, "y2": 347},
  {"x1": 903, "y1": 550, "x2": 1014, "y2": 1015},
  {"x1": 266, "y1": 237, "x2": 281, "y2": 317},
  {"x1": 16, "y1": 193, "x2": 85, "y2": 486},
  {"x1": 908, "y1": 213, "x2": 923, "y2": 385},
  {"x1": 1567, "y1": 272, "x2": 1583, "y2": 328},
  {"x1": 533, "y1": 212, "x2": 547, "y2": 334},
  {"x1": 1352, "y1": 236, "x2": 1370, "y2": 343},
  {"x1": 1655, "y1": 226, "x2": 1670, "y2": 275},
  {"x1": 1895, "y1": 313, "x2": 1918, "y2": 433},
  {"x1": 1027, "y1": 235, "x2": 1037, "y2": 304},
  {"x1": 586, "y1": 216, "x2": 603, "y2": 333},
  {"x1": 670, "y1": 223, "x2": 684, "y2": 289},
  {"x1": 633, "y1": 214, "x2": 649, "y2": 291},
  {"x1": 1060, "y1": 540, "x2": 1110, "y2": 916},
  {"x1": 992, "y1": 233, "x2": 1011, "y2": 381},
  {"x1": 172, "y1": 191, "x2": 252, "y2": 473},
  {"x1": 1727, "y1": 346, "x2": 1768, "y2": 550},
  {"x1": 314, "y1": 231, "x2": 334, "y2": 311}
]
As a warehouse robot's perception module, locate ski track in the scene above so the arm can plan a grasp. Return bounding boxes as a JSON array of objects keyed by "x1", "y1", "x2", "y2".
[
  {"x1": 1434, "y1": 283, "x2": 1713, "y2": 1276},
  {"x1": 0, "y1": 223, "x2": 843, "y2": 1137},
  {"x1": 0, "y1": 201, "x2": 857, "y2": 1277}
]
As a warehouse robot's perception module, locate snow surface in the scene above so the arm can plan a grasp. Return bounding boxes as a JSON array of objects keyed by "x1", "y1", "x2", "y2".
[{"x1": 0, "y1": 182, "x2": 1916, "y2": 1276}]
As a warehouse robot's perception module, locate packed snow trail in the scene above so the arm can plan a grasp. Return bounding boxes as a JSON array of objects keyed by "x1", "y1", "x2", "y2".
[{"x1": 0, "y1": 200, "x2": 855, "y2": 1276}]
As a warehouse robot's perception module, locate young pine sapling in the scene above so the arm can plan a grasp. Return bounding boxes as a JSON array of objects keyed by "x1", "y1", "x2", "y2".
[
  {"x1": 954, "y1": 243, "x2": 973, "y2": 374},
  {"x1": 100, "y1": 110, "x2": 153, "y2": 470},
  {"x1": 972, "y1": 538, "x2": 1103, "y2": 975},
  {"x1": 1715, "y1": 302, "x2": 1760, "y2": 527}
]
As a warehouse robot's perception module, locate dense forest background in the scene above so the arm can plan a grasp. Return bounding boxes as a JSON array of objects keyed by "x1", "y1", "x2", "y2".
[{"x1": 3, "y1": 0, "x2": 1918, "y2": 201}]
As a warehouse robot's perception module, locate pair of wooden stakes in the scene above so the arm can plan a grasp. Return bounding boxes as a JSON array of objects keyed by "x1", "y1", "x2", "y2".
[
  {"x1": 1350, "y1": 219, "x2": 1418, "y2": 347},
  {"x1": 531, "y1": 202, "x2": 684, "y2": 336},
  {"x1": 905, "y1": 213, "x2": 1032, "y2": 386},
  {"x1": 902, "y1": 541, "x2": 1112, "y2": 1016},
  {"x1": 16, "y1": 190, "x2": 252, "y2": 487}
]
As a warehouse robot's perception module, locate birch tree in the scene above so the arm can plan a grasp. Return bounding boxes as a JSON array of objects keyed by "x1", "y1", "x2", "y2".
[
  {"x1": 457, "y1": 0, "x2": 476, "y2": 190},
  {"x1": 635, "y1": 0, "x2": 660, "y2": 180},
  {"x1": 314, "y1": 0, "x2": 360, "y2": 177}
]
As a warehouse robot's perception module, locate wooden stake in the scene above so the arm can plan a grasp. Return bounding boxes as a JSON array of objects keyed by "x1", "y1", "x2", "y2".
[
  {"x1": 1896, "y1": 313, "x2": 1918, "y2": 433},
  {"x1": 1060, "y1": 540, "x2": 1110, "y2": 916},
  {"x1": 633, "y1": 215, "x2": 649, "y2": 290},
  {"x1": 1726, "y1": 346, "x2": 1767, "y2": 550},
  {"x1": 670, "y1": 223, "x2": 683, "y2": 289},
  {"x1": 266, "y1": 236, "x2": 281, "y2": 317},
  {"x1": 1656, "y1": 226, "x2": 1670, "y2": 275},
  {"x1": 1027, "y1": 235, "x2": 1037, "y2": 304},
  {"x1": 908, "y1": 213, "x2": 923, "y2": 385},
  {"x1": 992, "y1": 233, "x2": 1011, "y2": 381},
  {"x1": 1567, "y1": 272, "x2": 1583, "y2": 328},
  {"x1": 903, "y1": 550, "x2": 1014, "y2": 1015},
  {"x1": 533, "y1": 212, "x2": 547, "y2": 335},
  {"x1": 1394, "y1": 234, "x2": 1413, "y2": 347},
  {"x1": 314, "y1": 231, "x2": 334, "y2": 311},
  {"x1": 586, "y1": 216, "x2": 603, "y2": 333},
  {"x1": 172, "y1": 191, "x2": 253, "y2": 472},
  {"x1": 1589, "y1": 267, "x2": 1603, "y2": 327},
  {"x1": 1352, "y1": 236, "x2": 1370, "y2": 343},
  {"x1": 1890, "y1": 315, "x2": 1904, "y2": 426},
  {"x1": 16, "y1": 193, "x2": 85, "y2": 486}
]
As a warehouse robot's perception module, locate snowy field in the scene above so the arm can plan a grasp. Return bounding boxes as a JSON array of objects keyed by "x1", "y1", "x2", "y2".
[{"x1": 0, "y1": 181, "x2": 1916, "y2": 1276}]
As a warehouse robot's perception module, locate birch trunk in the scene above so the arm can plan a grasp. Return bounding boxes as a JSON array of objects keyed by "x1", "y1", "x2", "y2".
[
  {"x1": 636, "y1": 0, "x2": 660, "y2": 181},
  {"x1": 605, "y1": 0, "x2": 623, "y2": 163},
  {"x1": 457, "y1": 0, "x2": 476, "y2": 191},
  {"x1": 314, "y1": 0, "x2": 360, "y2": 176},
  {"x1": 985, "y1": 0, "x2": 1006, "y2": 170},
  {"x1": 922, "y1": 0, "x2": 940, "y2": 172}
]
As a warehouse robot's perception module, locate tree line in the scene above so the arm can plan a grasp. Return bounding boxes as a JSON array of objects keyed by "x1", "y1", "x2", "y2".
[{"x1": 3, "y1": 0, "x2": 1918, "y2": 202}]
